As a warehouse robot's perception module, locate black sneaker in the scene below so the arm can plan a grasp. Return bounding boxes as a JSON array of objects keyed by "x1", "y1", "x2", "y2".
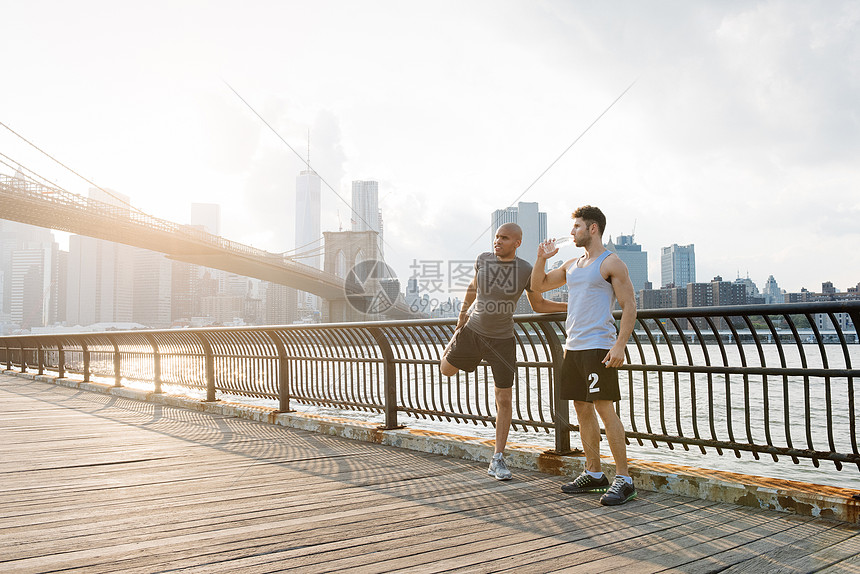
[
  {"x1": 599, "y1": 476, "x2": 637, "y2": 506},
  {"x1": 561, "y1": 471, "x2": 610, "y2": 494}
]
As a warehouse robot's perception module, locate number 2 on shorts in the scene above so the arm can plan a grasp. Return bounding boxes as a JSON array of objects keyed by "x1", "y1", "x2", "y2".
[{"x1": 588, "y1": 372, "x2": 599, "y2": 394}]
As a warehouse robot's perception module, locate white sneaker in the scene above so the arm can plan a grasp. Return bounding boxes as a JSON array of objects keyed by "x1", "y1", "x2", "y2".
[{"x1": 487, "y1": 454, "x2": 512, "y2": 480}]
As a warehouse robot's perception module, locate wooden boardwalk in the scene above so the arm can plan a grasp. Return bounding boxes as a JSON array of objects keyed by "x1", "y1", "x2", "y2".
[{"x1": 2, "y1": 374, "x2": 859, "y2": 573}]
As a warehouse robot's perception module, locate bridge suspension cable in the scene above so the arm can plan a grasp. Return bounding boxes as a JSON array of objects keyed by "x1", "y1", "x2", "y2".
[{"x1": 0, "y1": 120, "x2": 145, "y2": 216}]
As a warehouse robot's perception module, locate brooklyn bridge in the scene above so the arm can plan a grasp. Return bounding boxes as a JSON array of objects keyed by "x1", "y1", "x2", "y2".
[{"x1": 0, "y1": 173, "x2": 419, "y2": 321}]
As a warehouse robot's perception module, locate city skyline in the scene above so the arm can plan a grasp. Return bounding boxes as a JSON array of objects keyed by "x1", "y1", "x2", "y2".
[
  {"x1": 1, "y1": 2, "x2": 858, "y2": 295},
  {"x1": 1, "y1": 209, "x2": 856, "y2": 333}
]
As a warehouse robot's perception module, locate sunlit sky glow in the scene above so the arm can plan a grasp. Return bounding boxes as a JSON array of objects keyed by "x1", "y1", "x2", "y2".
[{"x1": 2, "y1": 1, "x2": 859, "y2": 297}]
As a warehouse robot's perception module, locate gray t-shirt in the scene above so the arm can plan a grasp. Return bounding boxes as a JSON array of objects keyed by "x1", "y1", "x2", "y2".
[{"x1": 466, "y1": 252, "x2": 533, "y2": 339}]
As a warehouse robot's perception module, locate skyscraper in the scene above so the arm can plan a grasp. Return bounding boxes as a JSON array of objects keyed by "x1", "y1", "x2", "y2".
[
  {"x1": 606, "y1": 235, "x2": 648, "y2": 294},
  {"x1": 295, "y1": 168, "x2": 322, "y2": 319},
  {"x1": 10, "y1": 243, "x2": 58, "y2": 329},
  {"x1": 0, "y1": 219, "x2": 59, "y2": 331},
  {"x1": 66, "y1": 189, "x2": 135, "y2": 326},
  {"x1": 351, "y1": 180, "x2": 383, "y2": 257},
  {"x1": 661, "y1": 244, "x2": 696, "y2": 288},
  {"x1": 66, "y1": 235, "x2": 134, "y2": 326},
  {"x1": 295, "y1": 169, "x2": 322, "y2": 269},
  {"x1": 133, "y1": 249, "x2": 173, "y2": 328}
]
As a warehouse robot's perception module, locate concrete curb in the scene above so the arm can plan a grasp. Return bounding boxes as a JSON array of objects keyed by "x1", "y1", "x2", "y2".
[{"x1": 9, "y1": 371, "x2": 859, "y2": 523}]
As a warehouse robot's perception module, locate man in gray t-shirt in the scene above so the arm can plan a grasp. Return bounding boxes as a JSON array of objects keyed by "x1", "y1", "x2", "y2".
[{"x1": 440, "y1": 223, "x2": 565, "y2": 481}]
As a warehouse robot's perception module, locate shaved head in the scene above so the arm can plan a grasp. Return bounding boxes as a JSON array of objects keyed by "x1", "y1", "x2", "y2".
[{"x1": 497, "y1": 222, "x2": 523, "y2": 240}]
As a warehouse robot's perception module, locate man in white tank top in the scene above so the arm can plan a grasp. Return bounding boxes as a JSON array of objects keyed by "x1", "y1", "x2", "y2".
[{"x1": 531, "y1": 205, "x2": 639, "y2": 506}]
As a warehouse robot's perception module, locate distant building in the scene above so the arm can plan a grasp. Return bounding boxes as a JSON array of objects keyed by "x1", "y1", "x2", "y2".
[
  {"x1": 11, "y1": 244, "x2": 58, "y2": 329},
  {"x1": 606, "y1": 235, "x2": 648, "y2": 295},
  {"x1": 734, "y1": 276, "x2": 765, "y2": 305},
  {"x1": 296, "y1": 168, "x2": 322, "y2": 320},
  {"x1": 264, "y1": 283, "x2": 297, "y2": 325},
  {"x1": 66, "y1": 234, "x2": 135, "y2": 326},
  {"x1": 711, "y1": 275, "x2": 747, "y2": 306},
  {"x1": 785, "y1": 281, "x2": 860, "y2": 304},
  {"x1": 762, "y1": 275, "x2": 784, "y2": 304},
  {"x1": 189, "y1": 202, "x2": 227, "y2": 304},
  {"x1": 783, "y1": 281, "x2": 860, "y2": 333},
  {"x1": 661, "y1": 244, "x2": 695, "y2": 288},
  {"x1": 686, "y1": 281, "x2": 713, "y2": 307},
  {"x1": 351, "y1": 180, "x2": 383, "y2": 257},
  {"x1": 0, "y1": 220, "x2": 60, "y2": 331},
  {"x1": 170, "y1": 260, "x2": 197, "y2": 324},
  {"x1": 639, "y1": 276, "x2": 747, "y2": 311},
  {"x1": 638, "y1": 284, "x2": 686, "y2": 310},
  {"x1": 201, "y1": 295, "x2": 245, "y2": 325},
  {"x1": 133, "y1": 249, "x2": 172, "y2": 328}
]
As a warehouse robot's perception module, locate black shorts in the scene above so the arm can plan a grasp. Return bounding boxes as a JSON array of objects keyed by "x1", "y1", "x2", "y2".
[
  {"x1": 443, "y1": 326, "x2": 516, "y2": 389},
  {"x1": 559, "y1": 349, "x2": 620, "y2": 402}
]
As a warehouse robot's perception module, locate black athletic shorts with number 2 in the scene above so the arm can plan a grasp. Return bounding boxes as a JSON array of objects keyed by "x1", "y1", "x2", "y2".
[{"x1": 559, "y1": 349, "x2": 621, "y2": 402}]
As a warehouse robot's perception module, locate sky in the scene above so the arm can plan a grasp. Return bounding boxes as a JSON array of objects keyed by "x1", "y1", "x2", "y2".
[{"x1": 1, "y1": 0, "x2": 859, "y2": 301}]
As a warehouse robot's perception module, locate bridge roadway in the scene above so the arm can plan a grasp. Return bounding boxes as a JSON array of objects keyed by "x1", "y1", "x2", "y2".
[{"x1": 2, "y1": 373, "x2": 859, "y2": 573}]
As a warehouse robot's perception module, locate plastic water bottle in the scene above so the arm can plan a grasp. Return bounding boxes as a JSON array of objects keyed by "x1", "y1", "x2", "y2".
[
  {"x1": 551, "y1": 236, "x2": 575, "y2": 249},
  {"x1": 541, "y1": 236, "x2": 575, "y2": 256}
]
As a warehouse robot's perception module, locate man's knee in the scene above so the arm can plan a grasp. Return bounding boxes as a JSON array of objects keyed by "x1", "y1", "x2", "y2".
[
  {"x1": 593, "y1": 400, "x2": 620, "y2": 421},
  {"x1": 440, "y1": 358, "x2": 458, "y2": 377},
  {"x1": 573, "y1": 400, "x2": 595, "y2": 417}
]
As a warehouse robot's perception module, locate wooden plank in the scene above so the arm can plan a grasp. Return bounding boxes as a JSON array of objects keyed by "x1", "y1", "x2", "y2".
[{"x1": 704, "y1": 521, "x2": 860, "y2": 573}]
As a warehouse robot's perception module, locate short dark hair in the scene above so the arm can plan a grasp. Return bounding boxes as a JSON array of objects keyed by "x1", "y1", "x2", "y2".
[{"x1": 572, "y1": 205, "x2": 606, "y2": 235}]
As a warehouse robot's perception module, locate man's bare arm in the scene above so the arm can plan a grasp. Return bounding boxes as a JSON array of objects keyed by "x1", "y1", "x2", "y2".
[
  {"x1": 602, "y1": 256, "x2": 637, "y2": 368},
  {"x1": 531, "y1": 242, "x2": 569, "y2": 293},
  {"x1": 526, "y1": 289, "x2": 567, "y2": 313},
  {"x1": 456, "y1": 275, "x2": 478, "y2": 330}
]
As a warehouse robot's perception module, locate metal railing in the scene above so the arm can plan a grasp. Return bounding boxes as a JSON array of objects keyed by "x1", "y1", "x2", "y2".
[{"x1": 2, "y1": 301, "x2": 858, "y2": 471}]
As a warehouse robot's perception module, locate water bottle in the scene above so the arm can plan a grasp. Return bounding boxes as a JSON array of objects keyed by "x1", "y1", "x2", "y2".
[
  {"x1": 541, "y1": 236, "x2": 575, "y2": 257},
  {"x1": 551, "y1": 236, "x2": 575, "y2": 249}
]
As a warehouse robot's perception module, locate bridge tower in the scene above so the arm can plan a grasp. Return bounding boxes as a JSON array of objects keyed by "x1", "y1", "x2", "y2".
[{"x1": 323, "y1": 230, "x2": 381, "y2": 322}]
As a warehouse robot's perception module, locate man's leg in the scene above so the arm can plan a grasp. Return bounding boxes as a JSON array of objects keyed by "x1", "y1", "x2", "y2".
[
  {"x1": 487, "y1": 386, "x2": 514, "y2": 480},
  {"x1": 494, "y1": 387, "x2": 512, "y2": 455},
  {"x1": 573, "y1": 400, "x2": 602, "y2": 472},
  {"x1": 594, "y1": 399, "x2": 629, "y2": 476}
]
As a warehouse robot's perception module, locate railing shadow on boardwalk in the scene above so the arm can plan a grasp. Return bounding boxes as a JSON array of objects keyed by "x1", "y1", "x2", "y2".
[
  {"x1": 5, "y1": 373, "x2": 857, "y2": 573},
  {"x1": 3, "y1": 301, "x2": 858, "y2": 477}
]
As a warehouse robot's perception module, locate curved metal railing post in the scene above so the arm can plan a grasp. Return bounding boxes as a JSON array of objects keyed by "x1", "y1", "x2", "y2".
[
  {"x1": 369, "y1": 327, "x2": 403, "y2": 430},
  {"x1": 82, "y1": 340, "x2": 90, "y2": 382},
  {"x1": 110, "y1": 336, "x2": 122, "y2": 387},
  {"x1": 537, "y1": 321, "x2": 572, "y2": 454},
  {"x1": 266, "y1": 330, "x2": 293, "y2": 413},
  {"x1": 144, "y1": 334, "x2": 162, "y2": 394},
  {"x1": 19, "y1": 338, "x2": 26, "y2": 373},
  {"x1": 36, "y1": 338, "x2": 44, "y2": 376},
  {"x1": 57, "y1": 339, "x2": 65, "y2": 379},
  {"x1": 195, "y1": 332, "x2": 217, "y2": 402}
]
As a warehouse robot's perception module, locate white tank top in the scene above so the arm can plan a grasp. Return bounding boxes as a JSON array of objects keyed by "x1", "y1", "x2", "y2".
[{"x1": 564, "y1": 250, "x2": 617, "y2": 351}]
